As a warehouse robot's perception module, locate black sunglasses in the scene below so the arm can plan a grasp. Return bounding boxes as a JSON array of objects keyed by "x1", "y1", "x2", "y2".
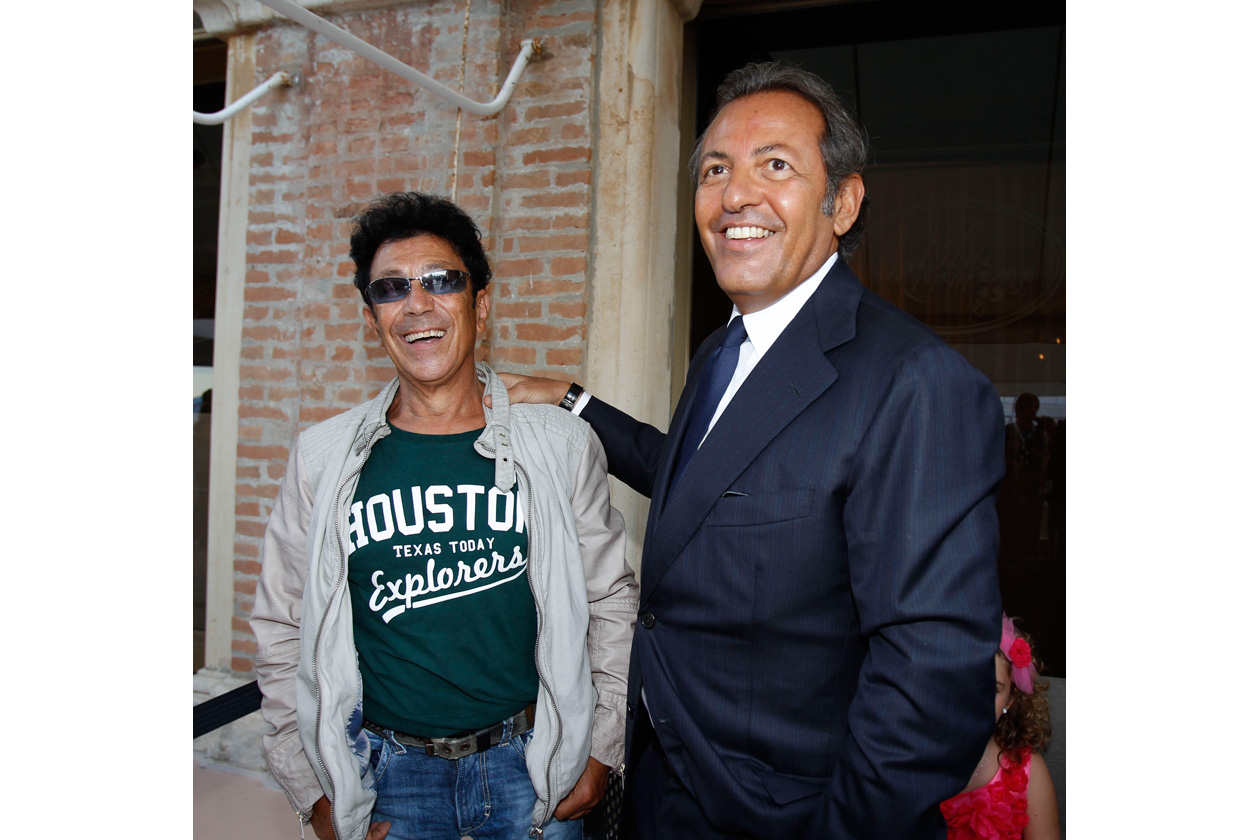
[{"x1": 365, "y1": 269, "x2": 470, "y2": 305}]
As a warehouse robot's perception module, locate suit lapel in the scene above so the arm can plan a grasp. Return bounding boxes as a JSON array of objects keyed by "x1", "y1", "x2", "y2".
[{"x1": 638, "y1": 260, "x2": 864, "y2": 602}]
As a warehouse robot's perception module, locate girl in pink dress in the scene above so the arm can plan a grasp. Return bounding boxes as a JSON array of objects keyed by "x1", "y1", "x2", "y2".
[{"x1": 940, "y1": 615, "x2": 1060, "y2": 839}]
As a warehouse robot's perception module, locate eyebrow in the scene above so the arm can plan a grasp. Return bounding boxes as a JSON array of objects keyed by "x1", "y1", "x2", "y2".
[
  {"x1": 700, "y1": 143, "x2": 791, "y2": 164},
  {"x1": 372, "y1": 263, "x2": 452, "y2": 279}
]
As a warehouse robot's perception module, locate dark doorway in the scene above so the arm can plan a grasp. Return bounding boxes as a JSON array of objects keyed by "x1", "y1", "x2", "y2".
[{"x1": 687, "y1": 1, "x2": 1066, "y2": 675}]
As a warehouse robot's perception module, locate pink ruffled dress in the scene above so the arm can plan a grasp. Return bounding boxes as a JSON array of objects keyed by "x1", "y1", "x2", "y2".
[{"x1": 939, "y1": 748, "x2": 1032, "y2": 840}]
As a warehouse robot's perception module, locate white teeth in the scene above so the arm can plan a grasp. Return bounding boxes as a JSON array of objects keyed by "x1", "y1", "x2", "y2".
[
  {"x1": 725, "y1": 226, "x2": 772, "y2": 240},
  {"x1": 405, "y1": 330, "x2": 445, "y2": 342}
]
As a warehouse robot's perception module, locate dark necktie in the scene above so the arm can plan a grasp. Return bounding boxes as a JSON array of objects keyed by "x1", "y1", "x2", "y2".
[{"x1": 671, "y1": 316, "x2": 747, "y2": 484}]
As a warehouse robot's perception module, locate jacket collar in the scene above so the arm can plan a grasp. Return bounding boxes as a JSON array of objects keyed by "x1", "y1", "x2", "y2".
[{"x1": 349, "y1": 365, "x2": 514, "y2": 493}]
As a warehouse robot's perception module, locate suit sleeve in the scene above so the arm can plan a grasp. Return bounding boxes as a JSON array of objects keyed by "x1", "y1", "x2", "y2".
[
  {"x1": 578, "y1": 328, "x2": 724, "y2": 498},
  {"x1": 806, "y1": 343, "x2": 1005, "y2": 839},
  {"x1": 579, "y1": 396, "x2": 667, "y2": 498}
]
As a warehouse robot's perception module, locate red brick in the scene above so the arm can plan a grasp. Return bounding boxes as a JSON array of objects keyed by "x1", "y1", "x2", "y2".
[
  {"x1": 325, "y1": 323, "x2": 363, "y2": 341},
  {"x1": 520, "y1": 192, "x2": 586, "y2": 209},
  {"x1": 244, "y1": 286, "x2": 296, "y2": 302},
  {"x1": 502, "y1": 216, "x2": 551, "y2": 232},
  {"x1": 549, "y1": 301, "x2": 587, "y2": 319},
  {"x1": 546, "y1": 347, "x2": 583, "y2": 366},
  {"x1": 496, "y1": 258, "x2": 545, "y2": 275},
  {"x1": 242, "y1": 325, "x2": 293, "y2": 341},
  {"x1": 523, "y1": 147, "x2": 590, "y2": 165},
  {"x1": 551, "y1": 256, "x2": 587, "y2": 275},
  {"x1": 236, "y1": 520, "x2": 268, "y2": 538},
  {"x1": 301, "y1": 406, "x2": 344, "y2": 423},
  {"x1": 518, "y1": 234, "x2": 587, "y2": 252},
  {"x1": 516, "y1": 323, "x2": 582, "y2": 342},
  {"x1": 494, "y1": 346, "x2": 537, "y2": 365},
  {"x1": 524, "y1": 102, "x2": 586, "y2": 120},
  {"x1": 238, "y1": 444, "x2": 291, "y2": 461},
  {"x1": 558, "y1": 165, "x2": 593, "y2": 184},
  {"x1": 501, "y1": 172, "x2": 550, "y2": 190},
  {"x1": 493, "y1": 301, "x2": 543, "y2": 319},
  {"x1": 519, "y1": 279, "x2": 584, "y2": 296},
  {"x1": 267, "y1": 386, "x2": 300, "y2": 401}
]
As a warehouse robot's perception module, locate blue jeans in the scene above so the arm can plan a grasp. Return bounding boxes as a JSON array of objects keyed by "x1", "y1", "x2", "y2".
[{"x1": 366, "y1": 725, "x2": 583, "y2": 840}]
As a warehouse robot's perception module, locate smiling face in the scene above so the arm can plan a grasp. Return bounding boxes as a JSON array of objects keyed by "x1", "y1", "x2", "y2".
[
  {"x1": 362, "y1": 233, "x2": 489, "y2": 397},
  {"x1": 694, "y1": 90, "x2": 864, "y2": 314}
]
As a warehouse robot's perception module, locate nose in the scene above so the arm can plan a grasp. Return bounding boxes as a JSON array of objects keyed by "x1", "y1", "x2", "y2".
[
  {"x1": 721, "y1": 165, "x2": 761, "y2": 214},
  {"x1": 401, "y1": 280, "x2": 436, "y2": 314}
]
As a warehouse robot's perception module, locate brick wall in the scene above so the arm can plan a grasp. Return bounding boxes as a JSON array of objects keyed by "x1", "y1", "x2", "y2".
[{"x1": 230, "y1": 0, "x2": 598, "y2": 676}]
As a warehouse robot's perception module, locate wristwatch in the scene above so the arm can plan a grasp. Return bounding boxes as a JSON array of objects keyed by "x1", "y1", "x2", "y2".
[{"x1": 559, "y1": 382, "x2": 584, "y2": 412}]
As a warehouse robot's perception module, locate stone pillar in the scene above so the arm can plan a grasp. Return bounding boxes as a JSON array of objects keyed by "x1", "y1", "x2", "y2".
[{"x1": 587, "y1": 0, "x2": 700, "y2": 569}]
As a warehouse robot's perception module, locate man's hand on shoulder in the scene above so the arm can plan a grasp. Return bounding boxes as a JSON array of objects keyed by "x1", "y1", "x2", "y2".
[
  {"x1": 552, "y1": 756, "x2": 610, "y2": 821},
  {"x1": 485, "y1": 373, "x2": 571, "y2": 408},
  {"x1": 309, "y1": 795, "x2": 391, "y2": 840}
]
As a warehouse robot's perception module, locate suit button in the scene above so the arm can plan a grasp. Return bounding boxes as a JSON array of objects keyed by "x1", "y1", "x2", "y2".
[{"x1": 640, "y1": 612, "x2": 656, "y2": 629}]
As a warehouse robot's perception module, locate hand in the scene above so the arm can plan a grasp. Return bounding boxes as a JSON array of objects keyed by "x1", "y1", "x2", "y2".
[
  {"x1": 485, "y1": 373, "x2": 571, "y2": 408},
  {"x1": 309, "y1": 795, "x2": 391, "y2": 840},
  {"x1": 552, "y1": 757, "x2": 610, "y2": 821}
]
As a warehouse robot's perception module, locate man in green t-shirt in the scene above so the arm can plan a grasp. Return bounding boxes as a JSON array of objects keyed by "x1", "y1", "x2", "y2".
[{"x1": 252, "y1": 192, "x2": 638, "y2": 840}]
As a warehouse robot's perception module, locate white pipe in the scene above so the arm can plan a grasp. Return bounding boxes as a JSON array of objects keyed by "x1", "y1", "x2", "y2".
[
  {"x1": 193, "y1": 71, "x2": 294, "y2": 125},
  {"x1": 254, "y1": 0, "x2": 544, "y2": 117}
]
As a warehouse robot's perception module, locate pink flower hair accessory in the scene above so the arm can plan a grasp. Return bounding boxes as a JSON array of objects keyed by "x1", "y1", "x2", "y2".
[{"x1": 1000, "y1": 613, "x2": 1038, "y2": 695}]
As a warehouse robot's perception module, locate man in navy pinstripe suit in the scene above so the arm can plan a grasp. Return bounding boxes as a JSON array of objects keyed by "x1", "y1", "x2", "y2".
[{"x1": 501, "y1": 62, "x2": 1003, "y2": 839}]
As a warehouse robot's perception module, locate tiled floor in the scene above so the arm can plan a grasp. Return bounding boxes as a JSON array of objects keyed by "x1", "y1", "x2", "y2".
[{"x1": 194, "y1": 760, "x2": 299, "y2": 840}]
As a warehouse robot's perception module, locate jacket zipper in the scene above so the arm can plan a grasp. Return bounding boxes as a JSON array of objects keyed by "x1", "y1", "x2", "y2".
[
  {"x1": 519, "y1": 459, "x2": 562, "y2": 840},
  {"x1": 311, "y1": 422, "x2": 387, "y2": 840}
]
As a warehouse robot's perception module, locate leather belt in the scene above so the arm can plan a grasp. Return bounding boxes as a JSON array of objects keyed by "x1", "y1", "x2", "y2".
[{"x1": 364, "y1": 704, "x2": 535, "y2": 760}]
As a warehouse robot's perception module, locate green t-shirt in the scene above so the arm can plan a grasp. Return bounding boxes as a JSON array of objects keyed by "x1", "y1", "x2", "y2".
[{"x1": 346, "y1": 425, "x2": 537, "y2": 736}]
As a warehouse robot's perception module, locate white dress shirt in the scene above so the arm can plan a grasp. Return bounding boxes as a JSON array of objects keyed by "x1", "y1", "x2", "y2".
[{"x1": 699, "y1": 251, "x2": 838, "y2": 445}]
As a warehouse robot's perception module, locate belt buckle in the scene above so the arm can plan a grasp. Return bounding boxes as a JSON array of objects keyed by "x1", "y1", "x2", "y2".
[{"x1": 429, "y1": 734, "x2": 478, "y2": 760}]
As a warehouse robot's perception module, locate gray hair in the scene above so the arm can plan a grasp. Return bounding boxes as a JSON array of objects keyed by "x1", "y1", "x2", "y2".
[{"x1": 688, "y1": 62, "x2": 870, "y2": 260}]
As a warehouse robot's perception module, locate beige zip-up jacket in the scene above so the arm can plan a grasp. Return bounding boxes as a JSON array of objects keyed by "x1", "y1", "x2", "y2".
[{"x1": 251, "y1": 364, "x2": 638, "y2": 839}]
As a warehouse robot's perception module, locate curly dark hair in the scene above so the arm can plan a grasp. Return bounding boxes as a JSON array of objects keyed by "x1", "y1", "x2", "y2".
[
  {"x1": 348, "y1": 192, "x2": 492, "y2": 305},
  {"x1": 688, "y1": 61, "x2": 871, "y2": 261},
  {"x1": 994, "y1": 618, "x2": 1053, "y2": 761}
]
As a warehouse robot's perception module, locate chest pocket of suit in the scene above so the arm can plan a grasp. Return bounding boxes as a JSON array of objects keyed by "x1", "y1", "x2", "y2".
[{"x1": 707, "y1": 487, "x2": 814, "y2": 527}]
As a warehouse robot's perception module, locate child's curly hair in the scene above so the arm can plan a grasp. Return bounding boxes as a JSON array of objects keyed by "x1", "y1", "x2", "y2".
[{"x1": 994, "y1": 618, "x2": 1053, "y2": 761}]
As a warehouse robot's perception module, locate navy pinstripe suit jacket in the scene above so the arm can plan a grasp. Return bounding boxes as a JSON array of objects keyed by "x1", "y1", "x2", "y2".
[{"x1": 582, "y1": 259, "x2": 1005, "y2": 839}]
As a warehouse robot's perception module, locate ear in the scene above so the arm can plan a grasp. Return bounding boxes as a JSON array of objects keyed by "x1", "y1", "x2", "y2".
[
  {"x1": 831, "y1": 174, "x2": 865, "y2": 238},
  {"x1": 474, "y1": 287, "x2": 490, "y2": 335},
  {"x1": 363, "y1": 304, "x2": 380, "y2": 339}
]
